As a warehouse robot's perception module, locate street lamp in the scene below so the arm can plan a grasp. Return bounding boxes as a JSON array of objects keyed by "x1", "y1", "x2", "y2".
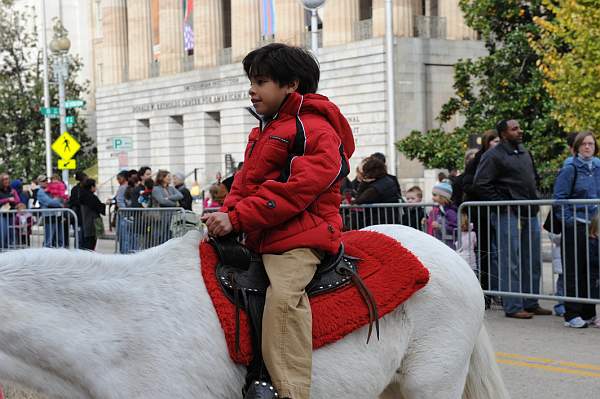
[
  {"x1": 49, "y1": 31, "x2": 71, "y2": 189},
  {"x1": 299, "y1": 0, "x2": 326, "y2": 54},
  {"x1": 40, "y1": 0, "x2": 52, "y2": 177}
]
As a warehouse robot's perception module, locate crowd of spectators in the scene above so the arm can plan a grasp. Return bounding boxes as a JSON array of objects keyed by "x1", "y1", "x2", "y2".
[
  {"x1": 1, "y1": 120, "x2": 598, "y2": 328},
  {"x1": 445, "y1": 120, "x2": 600, "y2": 328}
]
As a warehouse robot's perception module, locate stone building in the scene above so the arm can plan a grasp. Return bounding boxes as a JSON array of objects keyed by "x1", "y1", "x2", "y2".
[{"x1": 92, "y1": 0, "x2": 486, "y2": 197}]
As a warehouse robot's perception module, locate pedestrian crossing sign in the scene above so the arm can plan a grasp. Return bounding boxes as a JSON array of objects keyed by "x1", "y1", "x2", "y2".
[
  {"x1": 52, "y1": 131, "x2": 80, "y2": 161},
  {"x1": 58, "y1": 159, "x2": 77, "y2": 170}
]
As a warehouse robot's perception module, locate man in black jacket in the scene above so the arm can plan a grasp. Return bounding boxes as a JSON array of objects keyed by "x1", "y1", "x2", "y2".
[{"x1": 473, "y1": 119, "x2": 552, "y2": 319}]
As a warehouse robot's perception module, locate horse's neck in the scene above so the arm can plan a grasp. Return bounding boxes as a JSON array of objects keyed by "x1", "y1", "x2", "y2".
[{"x1": 0, "y1": 241, "x2": 227, "y2": 399}]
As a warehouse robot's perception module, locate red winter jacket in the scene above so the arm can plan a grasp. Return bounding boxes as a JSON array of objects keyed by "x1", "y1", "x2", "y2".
[{"x1": 222, "y1": 92, "x2": 355, "y2": 254}]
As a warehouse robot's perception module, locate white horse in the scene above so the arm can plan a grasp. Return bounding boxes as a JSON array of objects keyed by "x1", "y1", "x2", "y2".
[{"x1": 0, "y1": 225, "x2": 508, "y2": 399}]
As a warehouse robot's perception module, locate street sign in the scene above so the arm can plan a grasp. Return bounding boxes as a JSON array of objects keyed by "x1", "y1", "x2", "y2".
[
  {"x1": 111, "y1": 137, "x2": 133, "y2": 152},
  {"x1": 65, "y1": 115, "x2": 75, "y2": 125},
  {"x1": 51, "y1": 132, "x2": 81, "y2": 161},
  {"x1": 58, "y1": 159, "x2": 76, "y2": 170},
  {"x1": 41, "y1": 107, "x2": 59, "y2": 117},
  {"x1": 64, "y1": 100, "x2": 85, "y2": 108}
]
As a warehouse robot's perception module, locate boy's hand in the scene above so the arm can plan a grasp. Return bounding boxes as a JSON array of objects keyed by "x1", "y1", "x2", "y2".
[{"x1": 201, "y1": 212, "x2": 233, "y2": 236}]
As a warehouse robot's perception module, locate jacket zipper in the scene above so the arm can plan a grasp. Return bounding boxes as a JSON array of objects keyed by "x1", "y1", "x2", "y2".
[{"x1": 248, "y1": 141, "x2": 257, "y2": 157}]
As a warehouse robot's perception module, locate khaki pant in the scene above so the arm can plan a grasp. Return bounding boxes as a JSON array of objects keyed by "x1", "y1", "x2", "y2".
[{"x1": 262, "y1": 248, "x2": 321, "y2": 399}]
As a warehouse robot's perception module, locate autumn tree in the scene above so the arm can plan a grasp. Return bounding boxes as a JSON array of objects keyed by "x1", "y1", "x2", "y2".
[{"x1": 533, "y1": 0, "x2": 600, "y2": 132}]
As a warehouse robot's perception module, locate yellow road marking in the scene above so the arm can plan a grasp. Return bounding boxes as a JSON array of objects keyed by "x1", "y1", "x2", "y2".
[
  {"x1": 496, "y1": 352, "x2": 600, "y2": 372},
  {"x1": 496, "y1": 359, "x2": 600, "y2": 378},
  {"x1": 496, "y1": 352, "x2": 600, "y2": 378}
]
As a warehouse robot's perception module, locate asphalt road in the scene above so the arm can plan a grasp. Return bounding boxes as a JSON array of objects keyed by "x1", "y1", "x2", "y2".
[{"x1": 485, "y1": 300, "x2": 600, "y2": 398}]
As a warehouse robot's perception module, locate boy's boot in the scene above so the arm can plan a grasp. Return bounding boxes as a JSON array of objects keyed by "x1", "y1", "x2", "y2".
[
  {"x1": 243, "y1": 380, "x2": 279, "y2": 399},
  {"x1": 242, "y1": 292, "x2": 278, "y2": 399}
]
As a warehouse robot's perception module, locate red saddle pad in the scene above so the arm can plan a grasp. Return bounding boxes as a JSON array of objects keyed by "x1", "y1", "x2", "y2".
[{"x1": 199, "y1": 230, "x2": 430, "y2": 365}]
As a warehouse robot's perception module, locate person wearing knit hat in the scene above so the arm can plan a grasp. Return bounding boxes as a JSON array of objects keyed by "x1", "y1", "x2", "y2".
[
  {"x1": 172, "y1": 172, "x2": 193, "y2": 211},
  {"x1": 432, "y1": 181, "x2": 453, "y2": 201},
  {"x1": 427, "y1": 180, "x2": 458, "y2": 249}
]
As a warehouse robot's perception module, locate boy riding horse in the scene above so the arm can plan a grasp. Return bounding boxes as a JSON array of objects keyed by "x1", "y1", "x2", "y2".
[{"x1": 202, "y1": 43, "x2": 354, "y2": 399}]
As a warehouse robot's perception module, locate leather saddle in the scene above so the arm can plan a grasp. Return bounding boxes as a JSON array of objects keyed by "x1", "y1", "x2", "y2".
[
  {"x1": 208, "y1": 235, "x2": 379, "y2": 399},
  {"x1": 209, "y1": 234, "x2": 380, "y2": 345}
]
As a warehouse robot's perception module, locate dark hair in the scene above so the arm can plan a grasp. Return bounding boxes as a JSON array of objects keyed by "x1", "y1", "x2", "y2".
[
  {"x1": 242, "y1": 43, "x2": 320, "y2": 94},
  {"x1": 573, "y1": 131, "x2": 598, "y2": 156},
  {"x1": 82, "y1": 178, "x2": 96, "y2": 190},
  {"x1": 361, "y1": 157, "x2": 387, "y2": 180},
  {"x1": 75, "y1": 171, "x2": 87, "y2": 182},
  {"x1": 370, "y1": 152, "x2": 386, "y2": 164},
  {"x1": 117, "y1": 170, "x2": 128, "y2": 179},
  {"x1": 128, "y1": 175, "x2": 140, "y2": 187},
  {"x1": 128, "y1": 169, "x2": 138, "y2": 178},
  {"x1": 481, "y1": 130, "x2": 499, "y2": 151},
  {"x1": 495, "y1": 120, "x2": 509, "y2": 138},
  {"x1": 155, "y1": 170, "x2": 170, "y2": 187},
  {"x1": 566, "y1": 132, "x2": 579, "y2": 149},
  {"x1": 144, "y1": 179, "x2": 154, "y2": 190},
  {"x1": 138, "y1": 166, "x2": 151, "y2": 177}
]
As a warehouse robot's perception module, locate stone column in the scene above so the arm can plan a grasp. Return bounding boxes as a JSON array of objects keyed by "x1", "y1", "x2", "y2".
[
  {"x1": 438, "y1": 0, "x2": 477, "y2": 40},
  {"x1": 322, "y1": 0, "x2": 359, "y2": 47},
  {"x1": 194, "y1": 0, "x2": 224, "y2": 68},
  {"x1": 231, "y1": 0, "x2": 261, "y2": 62},
  {"x1": 274, "y1": 0, "x2": 306, "y2": 46},
  {"x1": 102, "y1": 0, "x2": 128, "y2": 85},
  {"x1": 372, "y1": 0, "x2": 420, "y2": 38},
  {"x1": 159, "y1": 0, "x2": 184, "y2": 75},
  {"x1": 127, "y1": 0, "x2": 152, "y2": 80}
]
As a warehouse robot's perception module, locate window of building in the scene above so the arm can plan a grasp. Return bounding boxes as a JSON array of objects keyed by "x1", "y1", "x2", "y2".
[
  {"x1": 423, "y1": 0, "x2": 438, "y2": 16},
  {"x1": 222, "y1": 0, "x2": 232, "y2": 49},
  {"x1": 171, "y1": 115, "x2": 184, "y2": 127},
  {"x1": 359, "y1": 0, "x2": 372, "y2": 21}
]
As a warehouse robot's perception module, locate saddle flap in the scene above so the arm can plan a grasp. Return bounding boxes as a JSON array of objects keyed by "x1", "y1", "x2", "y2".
[{"x1": 216, "y1": 261, "x2": 270, "y2": 303}]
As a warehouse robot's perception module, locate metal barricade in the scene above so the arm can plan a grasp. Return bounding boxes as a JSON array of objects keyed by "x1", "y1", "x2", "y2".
[
  {"x1": 115, "y1": 208, "x2": 202, "y2": 253},
  {"x1": 0, "y1": 208, "x2": 79, "y2": 252},
  {"x1": 458, "y1": 200, "x2": 600, "y2": 305},
  {"x1": 340, "y1": 203, "x2": 435, "y2": 232}
]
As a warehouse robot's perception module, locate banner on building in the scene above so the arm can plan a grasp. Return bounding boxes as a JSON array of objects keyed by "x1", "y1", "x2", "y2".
[
  {"x1": 261, "y1": 0, "x2": 276, "y2": 38},
  {"x1": 151, "y1": 0, "x2": 160, "y2": 60},
  {"x1": 183, "y1": 0, "x2": 195, "y2": 52}
]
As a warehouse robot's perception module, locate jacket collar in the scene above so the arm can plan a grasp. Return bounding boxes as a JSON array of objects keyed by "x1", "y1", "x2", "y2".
[
  {"x1": 499, "y1": 141, "x2": 525, "y2": 155},
  {"x1": 573, "y1": 155, "x2": 600, "y2": 169},
  {"x1": 247, "y1": 92, "x2": 305, "y2": 131},
  {"x1": 246, "y1": 92, "x2": 304, "y2": 122}
]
